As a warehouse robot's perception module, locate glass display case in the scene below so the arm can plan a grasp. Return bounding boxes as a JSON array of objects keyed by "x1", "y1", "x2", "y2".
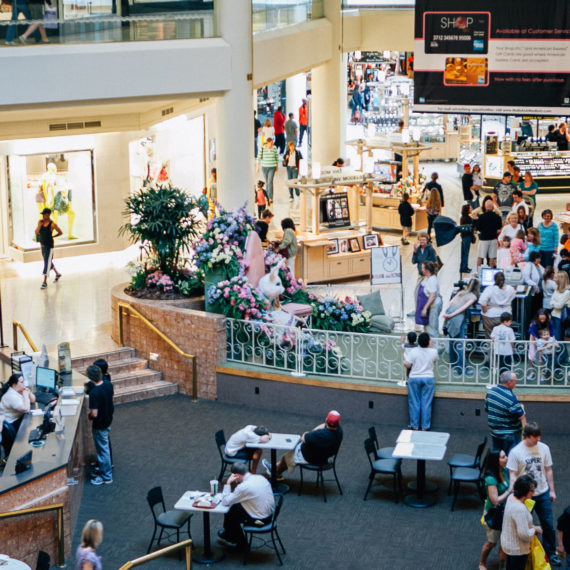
[{"x1": 8, "y1": 150, "x2": 96, "y2": 251}]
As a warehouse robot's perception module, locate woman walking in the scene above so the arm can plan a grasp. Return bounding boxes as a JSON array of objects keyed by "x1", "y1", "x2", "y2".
[
  {"x1": 425, "y1": 184, "x2": 442, "y2": 238},
  {"x1": 75, "y1": 519, "x2": 104, "y2": 569},
  {"x1": 479, "y1": 450, "x2": 511, "y2": 570},
  {"x1": 256, "y1": 138, "x2": 279, "y2": 204},
  {"x1": 537, "y1": 209, "x2": 559, "y2": 268}
]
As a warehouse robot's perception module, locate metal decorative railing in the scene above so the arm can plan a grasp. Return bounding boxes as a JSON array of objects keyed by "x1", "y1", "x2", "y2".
[
  {"x1": 252, "y1": 0, "x2": 324, "y2": 32},
  {"x1": 226, "y1": 317, "x2": 570, "y2": 390}
]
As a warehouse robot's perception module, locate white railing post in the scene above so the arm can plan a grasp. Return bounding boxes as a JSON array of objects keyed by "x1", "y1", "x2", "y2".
[{"x1": 291, "y1": 326, "x2": 306, "y2": 377}]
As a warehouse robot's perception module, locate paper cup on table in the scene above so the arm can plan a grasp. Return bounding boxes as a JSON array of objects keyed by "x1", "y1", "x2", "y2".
[{"x1": 210, "y1": 480, "x2": 218, "y2": 495}]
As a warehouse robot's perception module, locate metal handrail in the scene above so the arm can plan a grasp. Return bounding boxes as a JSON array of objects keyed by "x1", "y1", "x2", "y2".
[
  {"x1": 117, "y1": 302, "x2": 198, "y2": 402},
  {"x1": 12, "y1": 320, "x2": 39, "y2": 353},
  {"x1": 118, "y1": 539, "x2": 192, "y2": 570},
  {"x1": 0, "y1": 503, "x2": 65, "y2": 567}
]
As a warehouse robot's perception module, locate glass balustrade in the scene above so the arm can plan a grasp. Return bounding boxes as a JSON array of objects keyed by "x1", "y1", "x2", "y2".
[
  {"x1": 253, "y1": 0, "x2": 324, "y2": 33},
  {"x1": 1, "y1": 0, "x2": 215, "y2": 44}
]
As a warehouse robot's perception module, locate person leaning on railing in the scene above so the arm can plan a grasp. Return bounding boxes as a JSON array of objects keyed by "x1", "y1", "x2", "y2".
[
  {"x1": 549, "y1": 271, "x2": 570, "y2": 366},
  {"x1": 479, "y1": 272, "x2": 515, "y2": 338}
]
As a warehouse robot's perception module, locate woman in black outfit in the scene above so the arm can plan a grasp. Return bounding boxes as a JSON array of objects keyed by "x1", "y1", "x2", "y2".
[
  {"x1": 35, "y1": 208, "x2": 62, "y2": 289},
  {"x1": 398, "y1": 192, "x2": 415, "y2": 245},
  {"x1": 459, "y1": 203, "x2": 474, "y2": 274}
]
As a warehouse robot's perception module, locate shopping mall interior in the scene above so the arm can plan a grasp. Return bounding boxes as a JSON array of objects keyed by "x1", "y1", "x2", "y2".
[{"x1": 1, "y1": 1, "x2": 570, "y2": 569}]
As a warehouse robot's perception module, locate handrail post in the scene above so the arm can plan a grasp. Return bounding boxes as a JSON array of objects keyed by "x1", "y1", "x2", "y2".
[
  {"x1": 192, "y1": 356, "x2": 197, "y2": 403},
  {"x1": 57, "y1": 505, "x2": 65, "y2": 568},
  {"x1": 118, "y1": 304, "x2": 125, "y2": 346},
  {"x1": 13, "y1": 321, "x2": 18, "y2": 351}
]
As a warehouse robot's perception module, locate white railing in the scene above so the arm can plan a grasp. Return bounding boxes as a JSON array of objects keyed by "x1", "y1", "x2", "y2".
[{"x1": 225, "y1": 317, "x2": 570, "y2": 390}]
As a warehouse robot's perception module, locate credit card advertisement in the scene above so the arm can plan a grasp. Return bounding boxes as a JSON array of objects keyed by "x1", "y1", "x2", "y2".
[{"x1": 414, "y1": 0, "x2": 570, "y2": 114}]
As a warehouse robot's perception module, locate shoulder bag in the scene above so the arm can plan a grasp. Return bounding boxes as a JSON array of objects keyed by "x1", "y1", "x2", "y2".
[{"x1": 484, "y1": 503, "x2": 505, "y2": 530}]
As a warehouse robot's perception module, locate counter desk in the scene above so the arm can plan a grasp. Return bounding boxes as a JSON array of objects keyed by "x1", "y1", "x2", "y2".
[{"x1": 0, "y1": 363, "x2": 90, "y2": 568}]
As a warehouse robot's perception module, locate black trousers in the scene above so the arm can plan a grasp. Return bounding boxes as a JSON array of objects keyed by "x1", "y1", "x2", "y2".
[
  {"x1": 223, "y1": 504, "x2": 271, "y2": 545},
  {"x1": 506, "y1": 553, "x2": 528, "y2": 570}
]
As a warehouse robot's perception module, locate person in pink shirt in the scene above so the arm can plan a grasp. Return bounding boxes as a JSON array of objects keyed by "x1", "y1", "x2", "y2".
[{"x1": 510, "y1": 229, "x2": 527, "y2": 267}]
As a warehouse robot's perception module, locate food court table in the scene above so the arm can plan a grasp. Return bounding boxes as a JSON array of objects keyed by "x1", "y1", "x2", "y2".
[
  {"x1": 247, "y1": 433, "x2": 300, "y2": 494},
  {"x1": 392, "y1": 429, "x2": 449, "y2": 508},
  {"x1": 175, "y1": 491, "x2": 229, "y2": 564},
  {"x1": 0, "y1": 557, "x2": 32, "y2": 570}
]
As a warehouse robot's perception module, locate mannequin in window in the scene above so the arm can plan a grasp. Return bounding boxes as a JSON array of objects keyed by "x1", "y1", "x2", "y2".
[
  {"x1": 36, "y1": 162, "x2": 57, "y2": 213},
  {"x1": 40, "y1": 162, "x2": 76, "y2": 240}
]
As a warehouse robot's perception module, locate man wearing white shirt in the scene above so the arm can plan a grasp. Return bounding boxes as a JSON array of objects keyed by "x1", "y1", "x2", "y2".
[
  {"x1": 511, "y1": 190, "x2": 529, "y2": 216},
  {"x1": 507, "y1": 422, "x2": 561, "y2": 566},
  {"x1": 225, "y1": 425, "x2": 271, "y2": 474},
  {"x1": 218, "y1": 463, "x2": 275, "y2": 548}
]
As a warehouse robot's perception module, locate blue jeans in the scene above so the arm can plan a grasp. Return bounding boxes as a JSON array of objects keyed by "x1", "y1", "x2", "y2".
[
  {"x1": 92, "y1": 427, "x2": 112, "y2": 481},
  {"x1": 468, "y1": 197, "x2": 480, "y2": 210},
  {"x1": 533, "y1": 490, "x2": 556, "y2": 557},
  {"x1": 540, "y1": 250, "x2": 554, "y2": 269},
  {"x1": 6, "y1": 0, "x2": 38, "y2": 42},
  {"x1": 287, "y1": 166, "x2": 299, "y2": 198},
  {"x1": 491, "y1": 432, "x2": 521, "y2": 454},
  {"x1": 262, "y1": 166, "x2": 276, "y2": 201},
  {"x1": 407, "y1": 376, "x2": 435, "y2": 430},
  {"x1": 460, "y1": 235, "x2": 471, "y2": 272}
]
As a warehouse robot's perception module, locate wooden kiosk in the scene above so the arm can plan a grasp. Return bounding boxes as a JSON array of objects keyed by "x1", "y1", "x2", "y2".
[{"x1": 288, "y1": 171, "x2": 381, "y2": 284}]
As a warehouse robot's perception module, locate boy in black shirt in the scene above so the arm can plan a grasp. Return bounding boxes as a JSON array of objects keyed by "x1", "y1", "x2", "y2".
[{"x1": 398, "y1": 192, "x2": 415, "y2": 245}]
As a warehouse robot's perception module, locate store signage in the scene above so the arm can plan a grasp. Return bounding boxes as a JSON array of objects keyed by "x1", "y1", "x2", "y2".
[
  {"x1": 414, "y1": 0, "x2": 570, "y2": 115},
  {"x1": 370, "y1": 245, "x2": 402, "y2": 285}
]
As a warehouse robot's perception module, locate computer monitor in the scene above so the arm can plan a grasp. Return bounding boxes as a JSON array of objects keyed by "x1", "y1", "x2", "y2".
[
  {"x1": 480, "y1": 267, "x2": 503, "y2": 288},
  {"x1": 36, "y1": 367, "x2": 57, "y2": 391}
]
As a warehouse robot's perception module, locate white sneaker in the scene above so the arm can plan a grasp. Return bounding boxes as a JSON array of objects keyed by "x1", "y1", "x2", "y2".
[{"x1": 261, "y1": 458, "x2": 272, "y2": 477}]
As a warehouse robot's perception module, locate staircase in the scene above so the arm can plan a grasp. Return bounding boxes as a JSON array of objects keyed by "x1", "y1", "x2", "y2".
[{"x1": 72, "y1": 347, "x2": 178, "y2": 404}]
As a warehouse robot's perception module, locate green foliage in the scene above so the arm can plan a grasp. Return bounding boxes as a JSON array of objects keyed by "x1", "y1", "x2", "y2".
[{"x1": 120, "y1": 183, "x2": 203, "y2": 274}]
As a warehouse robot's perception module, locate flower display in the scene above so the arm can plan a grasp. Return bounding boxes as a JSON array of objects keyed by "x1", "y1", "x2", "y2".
[
  {"x1": 194, "y1": 205, "x2": 255, "y2": 277},
  {"x1": 311, "y1": 295, "x2": 371, "y2": 333},
  {"x1": 146, "y1": 270, "x2": 175, "y2": 292},
  {"x1": 264, "y1": 249, "x2": 314, "y2": 304},
  {"x1": 207, "y1": 275, "x2": 268, "y2": 321}
]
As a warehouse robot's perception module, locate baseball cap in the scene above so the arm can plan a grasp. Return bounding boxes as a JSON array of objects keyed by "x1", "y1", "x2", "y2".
[{"x1": 326, "y1": 410, "x2": 341, "y2": 427}]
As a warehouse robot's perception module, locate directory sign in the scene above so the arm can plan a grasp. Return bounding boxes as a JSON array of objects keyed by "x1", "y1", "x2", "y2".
[{"x1": 414, "y1": 0, "x2": 570, "y2": 115}]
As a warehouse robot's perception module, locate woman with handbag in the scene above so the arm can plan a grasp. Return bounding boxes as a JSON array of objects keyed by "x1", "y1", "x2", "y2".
[
  {"x1": 479, "y1": 449, "x2": 511, "y2": 570},
  {"x1": 425, "y1": 185, "x2": 442, "y2": 238}
]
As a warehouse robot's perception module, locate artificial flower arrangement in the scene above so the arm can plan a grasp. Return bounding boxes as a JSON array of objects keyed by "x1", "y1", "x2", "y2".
[
  {"x1": 194, "y1": 205, "x2": 255, "y2": 278},
  {"x1": 311, "y1": 295, "x2": 371, "y2": 333},
  {"x1": 393, "y1": 172, "x2": 427, "y2": 197},
  {"x1": 207, "y1": 275, "x2": 267, "y2": 321}
]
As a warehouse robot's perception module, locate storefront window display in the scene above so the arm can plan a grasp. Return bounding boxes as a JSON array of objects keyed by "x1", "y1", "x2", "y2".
[{"x1": 8, "y1": 150, "x2": 95, "y2": 250}]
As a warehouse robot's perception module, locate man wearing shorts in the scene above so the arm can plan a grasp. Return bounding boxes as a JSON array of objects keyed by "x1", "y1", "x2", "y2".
[{"x1": 475, "y1": 199, "x2": 503, "y2": 269}]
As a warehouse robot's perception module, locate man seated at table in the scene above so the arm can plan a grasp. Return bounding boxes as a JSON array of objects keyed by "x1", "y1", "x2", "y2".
[
  {"x1": 225, "y1": 424, "x2": 271, "y2": 474},
  {"x1": 217, "y1": 463, "x2": 275, "y2": 549},
  {"x1": 264, "y1": 410, "x2": 343, "y2": 477}
]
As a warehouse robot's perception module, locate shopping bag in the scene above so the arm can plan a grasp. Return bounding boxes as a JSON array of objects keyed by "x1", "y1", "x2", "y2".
[
  {"x1": 524, "y1": 535, "x2": 551, "y2": 570},
  {"x1": 44, "y1": 4, "x2": 58, "y2": 29}
]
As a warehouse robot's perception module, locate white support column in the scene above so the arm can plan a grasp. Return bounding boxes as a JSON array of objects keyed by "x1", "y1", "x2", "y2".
[
  {"x1": 311, "y1": 0, "x2": 344, "y2": 165},
  {"x1": 215, "y1": 0, "x2": 254, "y2": 212},
  {"x1": 285, "y1": 73, "x2": 307, "y2": 121}
]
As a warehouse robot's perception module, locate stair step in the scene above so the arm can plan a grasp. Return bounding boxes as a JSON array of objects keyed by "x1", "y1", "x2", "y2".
[
  {"x1": 112, "y1": 369, "x2": 163, "y2": 388},
  {"x1": 77, "y1": 357, "x2": 149, "y2": 377},
  {"x1": 71, "y1": 347, "x2": 136, "y2": 369},
  {"x1": 113, "y1": 381, "x2": 178, "y2": 404}
]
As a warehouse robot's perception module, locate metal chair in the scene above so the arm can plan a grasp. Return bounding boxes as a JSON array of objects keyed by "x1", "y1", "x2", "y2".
[
  {"x1": 368, "y1": 426, "x2": 395, "y2": 459},
  {"x1": 450, "y1": 451, "x2": 488, "y2": 511},
  {"x1": 363, "y1": 438, "x2": 402, "y2": 503},
  {"x1": 146, "y1": 486, "x2": 192, "y2": 554},
  {"x1": 298, "y1": 447, "x2": 343, "y2": 503},
  {"x1": 242, "y1": 494, "x2": 286, "y2": 566},
  {"x1": 447, "y1": 436, "x2": 487, "y2": 494},
  {"x1": 215, "y1": 429, "x2": 248, "y2": 483},
  {"x1": 36, "y1": 550, "x2": 50, "y2": 570}
]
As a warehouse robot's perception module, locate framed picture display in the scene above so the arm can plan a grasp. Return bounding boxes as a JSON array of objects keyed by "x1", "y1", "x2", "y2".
[
  {"x1": 349, "y1": 237, "x2": 361, "y2": 252},
  {"x1": 327, "y1": 238, "x2": 339, "y2": 255},
  {"x1": 338, "y1": 238, "x2": 349, "y2": 254},
  {"x1": 363, "y1": 233, "x2": 380, "y2": 249}
]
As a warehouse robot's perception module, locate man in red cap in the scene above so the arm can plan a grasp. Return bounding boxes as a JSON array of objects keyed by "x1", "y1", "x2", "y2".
[{"x1": 264, "y1": 410, "x2": 343, "y2": 477}]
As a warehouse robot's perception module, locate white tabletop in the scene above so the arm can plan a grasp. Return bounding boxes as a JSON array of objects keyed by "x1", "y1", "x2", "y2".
[
  {"x1": 392, "y1": 442, "x2": 447, "y2": 461},
  {"x1": 0, "y1": 558, "x2": 32, "y2": 570},
  {"x1": 174, "y1": 491, "x2": 229, "y2": 514},
  {"x1": 246, "y1": 433, "x2": 300, "y2": 451},
  {"x1": 396, "y1": 430, "x2": 450, "y2": 445}
]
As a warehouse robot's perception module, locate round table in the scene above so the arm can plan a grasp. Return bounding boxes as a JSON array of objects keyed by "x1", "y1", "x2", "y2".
[{"x1": 0, "y1": 558, "x2": 32, "y2": 570}]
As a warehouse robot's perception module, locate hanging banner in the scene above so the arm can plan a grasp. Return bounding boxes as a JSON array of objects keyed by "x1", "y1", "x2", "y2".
[
  {"x1": 414, "y1": 0, "x2": 570, "y2": 115},
  {"x1": 371, "y1": 245, "x2": 402, "y2": 285}
]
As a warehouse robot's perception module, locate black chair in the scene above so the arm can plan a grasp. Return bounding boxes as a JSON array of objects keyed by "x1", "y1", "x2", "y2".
[
  {"x1": 36, "y1": 550, "x2": 50, "y2": 570},
  {"x1": 215, "y1": 429, "x2": 248, "y2": 483},
  {"x1": 363, "y1": 438, "x2": 403, "y2": 503},
  {"x1": 368, "y1": 426, "x2": 395, "y2": 459},
  {"x1": 242, "y1": 494, "x2": 286, "y2": 566},
  {"x1": 447, "y1": 436, "x2": 487, "y2": 494},
  {"x1": 146, "y1": 486, "x2": 192, "y2": 554},
  {"x1": 298, "y1": 448, "x2": 343, "y2": 503},
  {"x1": 450, "y1": 450, "x2": 488, "y2": 511}
]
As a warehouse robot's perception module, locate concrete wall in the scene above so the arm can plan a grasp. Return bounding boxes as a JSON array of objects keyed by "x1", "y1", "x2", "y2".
[{"x1": 358, "y1": 9, "x2": 414, "y2": 52}]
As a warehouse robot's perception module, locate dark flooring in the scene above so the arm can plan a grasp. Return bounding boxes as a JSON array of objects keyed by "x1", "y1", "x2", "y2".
[{"x1": 71, "y1": 395, "x2": 570, "y2": 569}]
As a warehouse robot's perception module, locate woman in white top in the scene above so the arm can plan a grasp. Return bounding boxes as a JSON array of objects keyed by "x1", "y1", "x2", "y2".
[
  {"x1": 522, "y1": 251, "x2": 544, "y2": 317},
  {"x1": 0, "y1": 373, "x2": 36, "y2": 427},
  {"x1": 541, "y1": 267, "x2": 556, "y2": 311},
  {"x1": 260, "y1": 119, "x2": 274, "y2": 148},
  {"x1": 498, "y1": 213, "x2": 525, "y2": 242},
  {"x1": 549, "y1": 270, "x2": 570, "y2": 364},
  {"x1": 415, "y1": 261, "x2": 442, "y2": 339},
  {"x1": 479, "y1": 272, "x2": 516, "y2": 338},
  {"x1": 501, "y1": 474, "x2": 542, "y2": 570}
]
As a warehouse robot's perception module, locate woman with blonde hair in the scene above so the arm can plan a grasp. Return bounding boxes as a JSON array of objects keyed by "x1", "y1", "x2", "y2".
[
  {"x1": 260, "y1": 118, "x2": 274, "y2": 148},
  {"x1": 425, "y1": 184, "x2": 442, "y2": 238},
  {"x1": 550, "y1": 271, "x2": 570, "y2": 365},
  {"x1": 75, "y1": 519, "x2": 103, "y2": 570}
]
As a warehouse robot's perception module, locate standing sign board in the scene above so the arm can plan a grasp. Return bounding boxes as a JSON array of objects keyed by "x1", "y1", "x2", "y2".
[{"x1": 371, "y1": 245, "x2": 402, "y2": 285}]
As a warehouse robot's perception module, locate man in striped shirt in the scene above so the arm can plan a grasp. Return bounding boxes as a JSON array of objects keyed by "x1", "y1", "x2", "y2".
[{"x1": 484, "y1": 370, "x2": 526, "y2": 453}]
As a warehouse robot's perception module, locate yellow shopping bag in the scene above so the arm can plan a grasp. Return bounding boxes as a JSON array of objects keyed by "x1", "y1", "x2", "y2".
[{"x1": 524, "y1": 535, "x2": 551, "y2": 570}]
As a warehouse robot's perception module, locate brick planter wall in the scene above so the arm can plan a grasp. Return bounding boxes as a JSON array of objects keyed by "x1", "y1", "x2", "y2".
[{"x1": 111, "y1": 284, "x2": 226, "y2": 400}]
